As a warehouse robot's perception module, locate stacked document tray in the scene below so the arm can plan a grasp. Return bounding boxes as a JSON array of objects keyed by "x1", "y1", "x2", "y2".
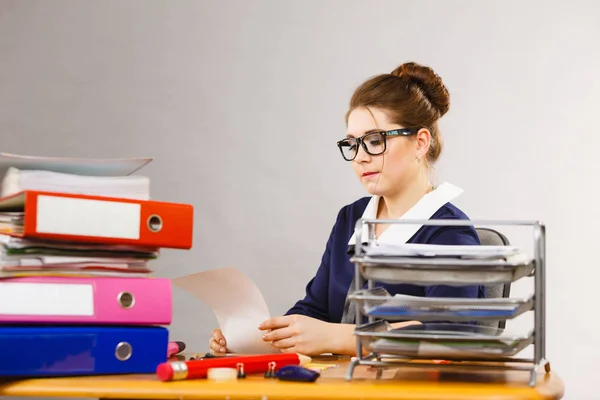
[{"x1": 345, "y1": 219, "x2": 549, "y2": 387}]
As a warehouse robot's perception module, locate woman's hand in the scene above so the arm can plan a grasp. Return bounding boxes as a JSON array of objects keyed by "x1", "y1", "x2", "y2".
[
  {"x1": 208, "y1": 328, "x2": 228, "y2": 355},
  {"x1": 259, "y1": 316, "x2": 423, "y2": 356},
  {"x1": 259, "y1": 314, "x2": 344, "y2": 356}
]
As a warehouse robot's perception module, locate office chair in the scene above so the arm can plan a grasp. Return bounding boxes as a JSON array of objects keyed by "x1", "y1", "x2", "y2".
[{"x1": 475, "y1": 227, "x2": 512, "y2": 333}]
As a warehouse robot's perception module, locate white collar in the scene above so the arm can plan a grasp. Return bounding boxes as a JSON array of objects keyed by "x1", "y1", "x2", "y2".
[{"x1": 347, "y1": 181, "x2": 464, "y2": 246}]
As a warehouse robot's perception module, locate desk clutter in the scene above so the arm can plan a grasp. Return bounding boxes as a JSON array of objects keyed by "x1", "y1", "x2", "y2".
[
  {"x1": 345, "y1": 219, "x2": 550, "y2": 387},
  {"x1": 158, "y1": 353, "x2": 321, "y2": 383},
  {"x1": 0, "y1": 152, "x2": 194, "y2": 377}
]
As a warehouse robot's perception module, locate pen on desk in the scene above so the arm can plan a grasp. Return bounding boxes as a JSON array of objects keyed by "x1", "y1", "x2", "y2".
[
  {"x1": 167, "y1": 341, "x2": 186, "y2": 358},
  {"x1": 156, "y1": 353, "x2": 311, "y2": 381}
]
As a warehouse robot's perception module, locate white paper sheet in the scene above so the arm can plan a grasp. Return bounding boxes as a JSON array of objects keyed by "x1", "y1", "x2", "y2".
[
  {"x1": 0, "y1": 152, "x2": 152, "y2": 177},
  {"x1": 172, "y1": 267, "x2": 279, "y2": 354},
  {"x1": 365, "y1": 243, "x2": 520, "y2": 258}
]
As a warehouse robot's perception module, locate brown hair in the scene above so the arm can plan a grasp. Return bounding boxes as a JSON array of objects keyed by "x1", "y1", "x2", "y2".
[{"x1": 346, "y1": 61, "x2": 450, "y2": 165}]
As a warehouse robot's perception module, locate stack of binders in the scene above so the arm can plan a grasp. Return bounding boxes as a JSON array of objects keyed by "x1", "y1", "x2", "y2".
[{"x1": 0, "y1": 153, "x2": 194, "y2": 377}]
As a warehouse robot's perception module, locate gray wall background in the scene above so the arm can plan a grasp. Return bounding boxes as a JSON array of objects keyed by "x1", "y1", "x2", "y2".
[{"x1": 1, "y1": 0, "x2": 599, "y2": 399}]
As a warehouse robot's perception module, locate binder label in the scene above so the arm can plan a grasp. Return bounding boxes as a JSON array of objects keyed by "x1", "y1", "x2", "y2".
[
  {"x1": 36, "y1": 195, "x2": 141, "y2": 239},
  {"x1": 0, "y1": 282, "x2": 94, "y2": 316}
]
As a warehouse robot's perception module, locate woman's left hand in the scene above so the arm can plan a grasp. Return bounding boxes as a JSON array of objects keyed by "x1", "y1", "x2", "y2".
[{"x1": 258, "y1": 314, "x2": 339, "y2": 356}]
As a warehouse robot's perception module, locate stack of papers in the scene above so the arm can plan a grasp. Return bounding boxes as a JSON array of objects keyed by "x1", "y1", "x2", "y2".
[
  {"x1": 364, "y1": 243, "x2": 524, "y2": 260},
  {"x1": 368, "y1": 293, "x2": 528, "y2": 319},
  {"x1": 0, "y1": 234, "x2": 156, "y2": 272},
  {"x1": 0, "y1": 167, "x2": 150, "y2": 200},
  {"x1": 0, "y1": 152, "x2": 156, "y2": 278},
  {"x1": 0, "y1": 152, "x2": 151, "y2": 177},
  {"x1": 351, "y1": 288, "x2": 533, "y2": 321},
  {"x1": 0, "y1": 232, "x2": 156, "y2": 278},
  {"x1": 364, "y1": 322, "x2": 533, "y2": 359},
  {"x1": 0, "y1": 212, "x2": 23, "y2": 234}
]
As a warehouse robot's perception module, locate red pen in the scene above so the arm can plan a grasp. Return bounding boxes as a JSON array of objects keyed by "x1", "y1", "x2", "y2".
[{"x1": 156, "y1": 353, "x2": 311, "y2": 381}]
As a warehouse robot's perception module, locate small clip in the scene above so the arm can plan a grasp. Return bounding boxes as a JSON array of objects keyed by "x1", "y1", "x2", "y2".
[
  {"x1": 237, "y1": 363, "x2": 246, "y2": 379},
  {"x1": 264, "y1": 361, "x2": 277, "y2": 378}
]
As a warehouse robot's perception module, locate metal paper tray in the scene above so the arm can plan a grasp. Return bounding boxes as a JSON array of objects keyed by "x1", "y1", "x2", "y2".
[
  {"x1": 349, "y1": 287, "x2": 534, "y2": 321},
  {"x1": 354, "y1": 321, "x2": 534, "y2": 360},
  {"x1": 353, "y1": 256, "x2": 535, "y2": 285}
]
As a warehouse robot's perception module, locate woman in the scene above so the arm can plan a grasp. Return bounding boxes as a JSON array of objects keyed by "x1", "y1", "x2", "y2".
[{"x1": 209, "y1": 61, "x2": 483, "y2": 356}]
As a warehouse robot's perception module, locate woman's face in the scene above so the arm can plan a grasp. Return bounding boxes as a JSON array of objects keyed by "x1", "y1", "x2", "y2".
[{"x1": 345, "y1": 106, "x2": 428, "y2": 197}]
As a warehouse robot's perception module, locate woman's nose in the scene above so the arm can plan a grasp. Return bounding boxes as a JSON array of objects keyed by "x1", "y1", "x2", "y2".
[{"x1": 354, "y1": 143, "x2": 371, "y2": 163}]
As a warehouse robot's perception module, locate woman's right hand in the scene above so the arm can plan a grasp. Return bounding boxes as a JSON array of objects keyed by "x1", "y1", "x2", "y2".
[{"x1": 208, "y1": 328, "x2": 228, "y2": 355}]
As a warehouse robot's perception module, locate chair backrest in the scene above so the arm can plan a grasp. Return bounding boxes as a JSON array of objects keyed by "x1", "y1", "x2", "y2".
[{"x1": 475, "y1": 227, "x2": 511, "y2": 332}]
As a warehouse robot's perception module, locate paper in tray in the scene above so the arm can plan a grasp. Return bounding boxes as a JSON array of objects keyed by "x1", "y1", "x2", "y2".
[
  {"x1": 350, "y1": 288, "x2": 534, "y2": 321},
  {"x1": 369, "y1": 307, "x2": 519, "y2": 319},
  {"x1": 367, "y1": 300, "x2": 529, "y2": 319},
  {"x1": 355, "y1": 321, "x2": 534, "y2": 360},
  {"x1": 357, "y1": 257, "x2": 535, "y2": 285},
  {"x1": 367, "y1": 336, "x2": 532, "y2": 359},
  {"x1": 363, "y1": 243, "x2": 521, "y2": 259}
]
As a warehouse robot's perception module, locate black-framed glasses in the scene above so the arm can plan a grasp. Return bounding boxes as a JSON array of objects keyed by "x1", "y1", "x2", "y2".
[{"x1": 336, "y1": 128, "x2": 420, "y2": 161}]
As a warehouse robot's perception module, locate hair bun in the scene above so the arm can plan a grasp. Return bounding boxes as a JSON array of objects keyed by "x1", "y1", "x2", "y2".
[{"x1": 390, "y1": 62, "x2": 450, "y2": 117}]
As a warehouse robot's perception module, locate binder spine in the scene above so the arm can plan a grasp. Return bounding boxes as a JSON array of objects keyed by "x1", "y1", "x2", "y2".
[
  {"x1": 0, "y1": 326, "x2": 169, "y2": 376},
  {"x1": 15, "y1": 190, "x2": 193, "y2": 249},
  {"x1": 0, "y1": 276, "x2": 172, "y2": 325}
]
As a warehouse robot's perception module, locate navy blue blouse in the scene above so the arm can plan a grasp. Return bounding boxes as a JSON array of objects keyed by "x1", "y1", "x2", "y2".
[{"x1": 286, "y1": 196, "x2": 484, "y2": 322}]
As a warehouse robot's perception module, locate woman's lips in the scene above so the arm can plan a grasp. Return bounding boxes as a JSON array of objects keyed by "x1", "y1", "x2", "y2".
[{"x1": 362, "y1": 171, "x2": 379, "y2": 179}]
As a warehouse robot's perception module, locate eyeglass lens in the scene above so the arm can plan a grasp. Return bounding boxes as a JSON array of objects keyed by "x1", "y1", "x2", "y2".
[{"x1": 338, "y1": 131, "x2": 385, "y2": 160}]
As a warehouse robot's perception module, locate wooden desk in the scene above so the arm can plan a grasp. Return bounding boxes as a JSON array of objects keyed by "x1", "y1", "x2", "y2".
[{"x1": 0, "y1": 358, "x2": 564, "y2": 400}]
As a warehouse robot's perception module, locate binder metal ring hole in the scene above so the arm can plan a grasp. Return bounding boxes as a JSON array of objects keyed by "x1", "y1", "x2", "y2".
[
  {"x1": 115, "y1": 342, "x2": 132, "y2": 361},
  {"x1": 117, "y1": 291, "x2": 135, "y2": 309},
  {"x1": 147, "y1": 214, "x2": 163, "y2": 232}
]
